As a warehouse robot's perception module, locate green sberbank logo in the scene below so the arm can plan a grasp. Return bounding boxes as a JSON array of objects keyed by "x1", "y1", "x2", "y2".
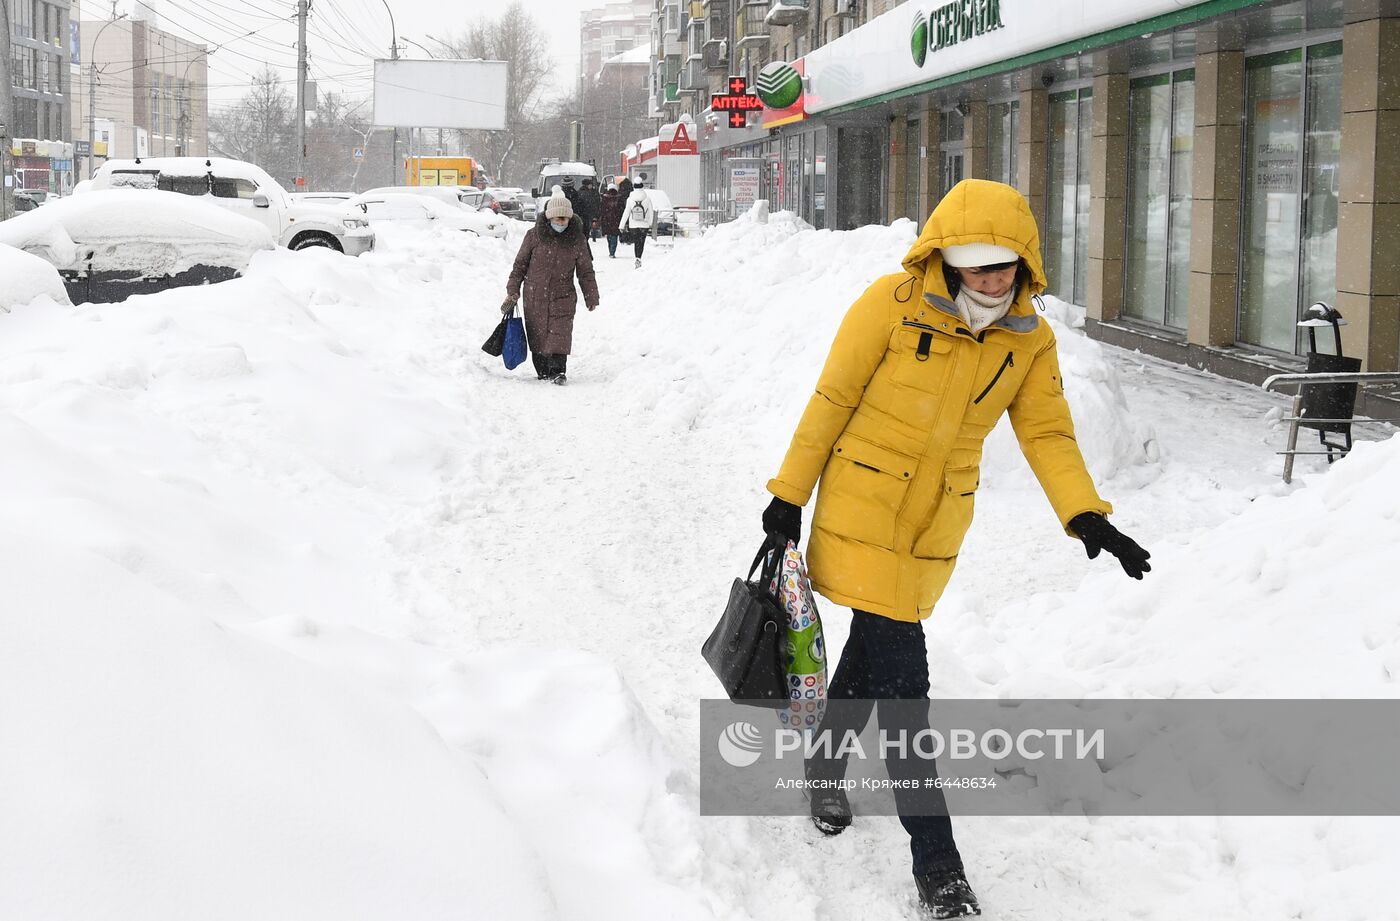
[
  {"x1": 911, "y1": 0, "x2": 1005, "y2": 67},
  {"x1": 756, "y1": 61, "x2": 803, "y2": 109}
]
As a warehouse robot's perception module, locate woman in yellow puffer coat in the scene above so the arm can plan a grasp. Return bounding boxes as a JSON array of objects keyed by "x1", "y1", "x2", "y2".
[{"x1": 761, "y1": 179, "x2": 1150, "y2": 919}]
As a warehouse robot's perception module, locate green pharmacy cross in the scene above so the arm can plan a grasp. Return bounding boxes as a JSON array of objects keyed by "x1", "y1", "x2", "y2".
[{"x1": 712, "y1": 76, "x2": 764, "y2": 128}]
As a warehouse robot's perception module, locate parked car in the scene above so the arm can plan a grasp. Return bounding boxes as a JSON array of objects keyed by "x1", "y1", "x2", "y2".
[
  {"x1": 12, "y1": 193, "x2": 41, "y2": 213},
  {"x1": 345, "y1": 192, "x2": 508, "y2": 238},
  {"x1": 362, "y1": 185, "x2": 484, "y2": 212},
  {"x1": 513, "y1": 191, "x2": 538, "y2": 222},
  {"x1": 92, "y1": 157, "x2": 373, "y2": 255},
  {"x1": 14, "y1": 189, "x2": 51, "y2": 207},
  {"x1": 0, "y1": 189, "x2": 275, "y2": 304},
  {"x1": 479, "y1": 188, "x2": 525, "y2": 220},
  {"x1": 290, "y1": 191, "x2": 354, "y2": 205}
]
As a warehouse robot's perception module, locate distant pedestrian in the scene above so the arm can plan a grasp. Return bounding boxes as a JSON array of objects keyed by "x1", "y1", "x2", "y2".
[
  {"x1": 559, "y1": 176, "x2": 582, "y2": 220},
  {"x1": 501, "y1": 189, "x2": 599, "y2": 386},
  {"x1": 618, "y1": 181, "x2": 656, "y2": 268},
  {"x1": 599, "y1": 182, "x2": 625, "y2": 258},
  {"x1": 578, "y1": 178, "x2": 603, "y2": 242}
]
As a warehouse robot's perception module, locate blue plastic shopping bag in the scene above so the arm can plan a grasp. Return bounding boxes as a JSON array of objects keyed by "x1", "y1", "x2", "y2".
[{"x1": 502, "y1": 307, "x2": 528, "y2": 371}]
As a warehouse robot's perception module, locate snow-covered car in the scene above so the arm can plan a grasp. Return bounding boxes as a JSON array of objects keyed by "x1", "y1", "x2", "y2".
[
  {"x1": 361, "y1": 185, "x2": 484, "y2": 212},
  {"x1": 0, "y1": 189, "x2": 275, "y2": 304},
  {"x1": 91, "y1": 157, "x2": 374, "y2": 256},
  {"x1": 480, "y1": 188, "x2": 526, "y2": 220},
  {"x1": 289, "y1": 191, "x2": 354, "y2": 206},
  {"x1": 0, "y1": 242, "x2": 72, "y2": 308},
  {"x1": 345, "y1": 192, "x2": 507, "y2": 238}
]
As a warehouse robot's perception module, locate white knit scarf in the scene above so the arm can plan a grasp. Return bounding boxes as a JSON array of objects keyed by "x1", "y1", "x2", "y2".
[{"x1": 953, "y1": 284, "x2": 1017, "y2": 334}]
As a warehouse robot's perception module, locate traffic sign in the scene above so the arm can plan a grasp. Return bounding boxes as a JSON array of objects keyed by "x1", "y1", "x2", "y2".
[{"x1": 352, "y1": 146, "x2": 365, "y2": 160}]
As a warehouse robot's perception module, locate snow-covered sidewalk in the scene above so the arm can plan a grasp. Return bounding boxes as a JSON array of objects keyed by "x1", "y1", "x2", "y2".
[{"x1": 1, "y1": 215, "x2": 1395, "y2": 920}]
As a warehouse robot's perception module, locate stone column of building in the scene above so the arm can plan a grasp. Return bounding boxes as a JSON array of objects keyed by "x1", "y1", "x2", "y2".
[
  {"x1": 964, "y1": 98, "x2": 988, "y2": 186},
  {"x1": 1015, "y1": 80, "x2": 1049, "y2": 239},
  {"x1": 918, "y1": 100, "x2": 938, "y2": 217},
  {"x1": 1187, "y1": 23, "x2": 1245, "y2": 348},
  {"x1": 1086, "y1": 66, "x2": 1128, "y2": 323},
  {"x1": 888, "y1": 114, "x2": 908, "y2": 223},
  {"x1": 1337, "y1": 0, "x2": 1400, "y2": 371}
]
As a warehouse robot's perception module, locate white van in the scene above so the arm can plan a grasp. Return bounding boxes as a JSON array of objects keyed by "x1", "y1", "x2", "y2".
[{"x1": 92, "y1": 157, "x2": 374, "y2": 255}]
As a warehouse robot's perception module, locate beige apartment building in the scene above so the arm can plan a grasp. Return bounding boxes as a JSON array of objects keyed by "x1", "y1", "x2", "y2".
[{"x1": 71, "y1": 9, "x2": 208, "y2": 175}]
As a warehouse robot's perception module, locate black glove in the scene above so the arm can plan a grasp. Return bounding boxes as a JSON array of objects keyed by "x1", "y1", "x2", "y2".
[
  {"x1": 762, "y1": 496, "x2": 802, "y2": 546},
  {"x1": 1069, "y1": 512, "x2": 1151, "y2": 580},
  {"x1": 501, "y1": 297, "x2": 516, "y2": 315}
]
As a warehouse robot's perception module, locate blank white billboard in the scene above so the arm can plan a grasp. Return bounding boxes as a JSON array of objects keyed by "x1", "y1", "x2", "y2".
[{"x1": 373, "y1": 59, "x2": 509, "y2": 130}]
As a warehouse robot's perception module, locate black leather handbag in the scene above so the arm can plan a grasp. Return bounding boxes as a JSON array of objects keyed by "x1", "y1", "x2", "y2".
[
  {"x1": 702, "y1": 537, "x2": 789, "y2": 707},
  {"x1": 481, "y1": 314, "x2": 509, "y2": 357}
]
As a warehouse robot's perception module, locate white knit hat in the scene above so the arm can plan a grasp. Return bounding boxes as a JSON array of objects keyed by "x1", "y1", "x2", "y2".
[
  {"x1": 545, "y1": 188, "x2": 573, "y2": 220},
  {"x1": 941, "y1": 242, "x2": 1018, "y2": 267}
]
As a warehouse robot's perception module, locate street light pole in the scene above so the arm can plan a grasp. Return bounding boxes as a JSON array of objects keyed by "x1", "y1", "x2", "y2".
[
  {"x1": 176, "y1": 48, "x2": 208, "y2": 156},
  {"x1": 377, "y1": 0, "x2": 402, "y2": 184},
  {"x1": 88, "y1": 12, "x2": 129, "y2": 179}
]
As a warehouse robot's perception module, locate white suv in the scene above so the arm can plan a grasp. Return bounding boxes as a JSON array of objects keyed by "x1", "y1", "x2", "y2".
[{"x1": 92, "y1": 157, "x2": 374, "y2": 256}]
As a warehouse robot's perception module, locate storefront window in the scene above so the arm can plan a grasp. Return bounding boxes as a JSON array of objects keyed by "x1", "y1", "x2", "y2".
[
  {"x1": 987, "y1": 101, "x2": 1019, "y2": 187},
  {"x1": 1301, "y1": 43, "x2": 1341, "y2": 345},
  {"x1": 1240, "y1": 43, "x2": 1339, "y2": 354},
  {"x1": 1125, "y1": 70, "x2": 1194, "y2": 330},
  {"x1": 940, "y1": 108, "x2": 966, "y2": 201},
  {"x1": 784, "y1": 134, "x2": 803, "y2": 214},
  {"x1": 1046, "y1": 89, "x2": 1093, "y2": 304}
]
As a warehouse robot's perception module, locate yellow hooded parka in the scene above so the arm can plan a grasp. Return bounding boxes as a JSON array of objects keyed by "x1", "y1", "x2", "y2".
[{"x1": 767, "y1": 180, "x2": 1111, "y2": 622}]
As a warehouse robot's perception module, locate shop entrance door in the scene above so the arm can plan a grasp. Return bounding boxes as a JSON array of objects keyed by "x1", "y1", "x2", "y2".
[{"x1": 941, "y1": 146, "x2": 965, "y2": 202}]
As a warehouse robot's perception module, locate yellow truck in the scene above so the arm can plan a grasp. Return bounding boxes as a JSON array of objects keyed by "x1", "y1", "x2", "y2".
[{"x1": 404, "y1": 156, "x2": 486, "y2": 188}]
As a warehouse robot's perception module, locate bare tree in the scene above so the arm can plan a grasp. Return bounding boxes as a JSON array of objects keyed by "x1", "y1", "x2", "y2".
[
  {"x1": 441, "y1": 1, "x2": 552, "y2": 186},
  {"x1": 208, "y1": 67, "x2": 297, "y2": 186}
]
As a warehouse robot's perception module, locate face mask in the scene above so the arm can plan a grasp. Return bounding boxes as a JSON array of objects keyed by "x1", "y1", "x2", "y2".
[{"x1": 550, "y1": 221, "x2": 568, "y2": 233}]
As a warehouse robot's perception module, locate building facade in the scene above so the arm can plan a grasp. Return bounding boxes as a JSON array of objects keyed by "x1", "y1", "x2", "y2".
[
  {"x1": 5, "y1": 0, "x2": 75, "y2": 194},
  {"x1": 682, "y1": 0, "x2": 1400, "y2": 412},
  {"x1": 581, "y1": 0, "x2": 654, "y2": 97},
  {"x1": 71, "y1": 11, "x2": 208, "y2": 178}
]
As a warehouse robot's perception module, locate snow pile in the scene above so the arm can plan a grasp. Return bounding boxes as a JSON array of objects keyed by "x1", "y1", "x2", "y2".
[
  {"x1": 0, "y1": 236, "x2": 710, "y2": 920},
  {"x1": 947, "y1": 431, "x2": 1400, "y2": 699},
  {"x1": 0, "y1": 190, "x2": 275, "y2": 273},
  {"x1": 0, "y1": 243, "x2": 71, "y2": 307}
]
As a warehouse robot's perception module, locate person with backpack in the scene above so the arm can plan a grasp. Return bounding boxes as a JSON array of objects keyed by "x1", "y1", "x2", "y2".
[
  {"x1": 599, "y1": 182, "x2": 625, "y2": 258},
  {"x1": 617, "y1": 181, "x2": 656, "y2": 268},
  {"x1": 501, "y1": 189, "x2": 599, "y2": 386},
  {"x1": 760, "y1": 179, "x2": 1151, "y2": 918}
]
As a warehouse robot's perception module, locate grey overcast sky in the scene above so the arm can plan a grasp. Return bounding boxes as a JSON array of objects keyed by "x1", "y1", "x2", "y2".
[{"x1": 98, "y1": 0, "x2": 602, "y2": 107}]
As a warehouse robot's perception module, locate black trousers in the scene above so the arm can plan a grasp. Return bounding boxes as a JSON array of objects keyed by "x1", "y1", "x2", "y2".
[
  {"x1": 808, "y1": 609, "x2": 962, "y2": 877},
  {"x1": 530, "y1": 351, "x2": 567, "y2": 378},
  {"x1": 633, "y1": 234, "x2": 646, "y2": 258}
]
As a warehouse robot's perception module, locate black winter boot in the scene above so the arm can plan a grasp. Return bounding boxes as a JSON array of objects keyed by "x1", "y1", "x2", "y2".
[
  {"x1": 914, "y1": 866, "x2": 980, "y2": 919},
  {"x1": 807, "y1": 784, "x2": 852, "y2": 836}
]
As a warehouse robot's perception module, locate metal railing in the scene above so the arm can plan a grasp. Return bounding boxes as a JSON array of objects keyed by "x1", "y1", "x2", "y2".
[{"x1": 1262, "y1": 371, "x2": 1400, "y2": 483}]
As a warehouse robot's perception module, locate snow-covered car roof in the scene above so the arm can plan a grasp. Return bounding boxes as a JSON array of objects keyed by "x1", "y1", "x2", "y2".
[
  {"x1": 99, "y1": 156, "x2": 281, "y2": 187},
  {"x1": 0, "y1": 189, "x2": 276, "y2": 274},
  {"x1": 362, "y1": 185, "x2": 473, "y2": 207},
  {"x1": 540, "y1": 162, "x2": 596, "y2": 178}
]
